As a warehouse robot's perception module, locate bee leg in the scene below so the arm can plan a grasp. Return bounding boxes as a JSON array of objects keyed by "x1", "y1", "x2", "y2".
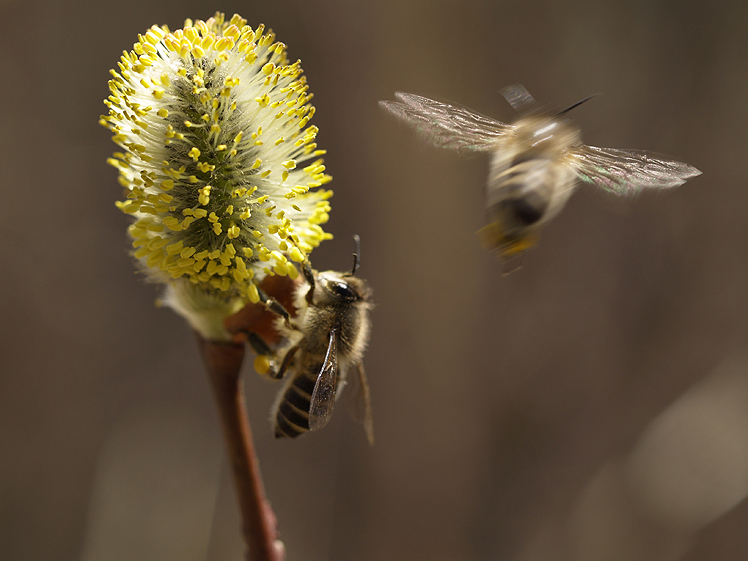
[
  {"x1": 302, "y1": 261, "x2": 316, "y2": 305},
  {"x1": 275, "y1": 345, "x2": 299, "y2": 380},
  {"x1": 245, "y1": 332, "x2": 298, "y2": 380},
  {"x1": 501, "y1": 253, "x2": 524, "y2": 276},
  {"x1": 246, "y1": 332, "x2": 273, "y2": 356},
  {"x1": 257, "y1": 286, "x2": 293, "y2": 330},
  {"x1": 243, "y1": 333, "x2": 278, "y2": 378}
]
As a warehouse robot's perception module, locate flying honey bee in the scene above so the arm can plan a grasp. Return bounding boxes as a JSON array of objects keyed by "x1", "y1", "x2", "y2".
[
  {"x1": 380, "y1": 85, "x2": 701, "y2": 272},
  {"x1": 248, "y1": 237, "x2": 374, "y2": 444}
]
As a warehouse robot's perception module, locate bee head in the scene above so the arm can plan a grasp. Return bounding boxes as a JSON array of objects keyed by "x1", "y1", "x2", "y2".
[
  {"x1": 316, "y1": 272, "x2": 370, "y2": 307},
  {"x1": 304, "y1": 235, "x2": 371, "y2": 308}
]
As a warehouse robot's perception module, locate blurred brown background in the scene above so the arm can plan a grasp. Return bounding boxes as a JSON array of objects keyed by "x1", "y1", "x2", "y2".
[{"x1": 2, "y1": 0, "x2": 748, "y2": 560}]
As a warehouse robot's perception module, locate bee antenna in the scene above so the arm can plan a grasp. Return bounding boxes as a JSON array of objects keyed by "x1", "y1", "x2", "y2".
[
  {"x1": 351, "y1": 235, "x2": 361, "y2": 276},
  {"x1": 556, "y1": 93, "x2": 600, "y2": 116}
]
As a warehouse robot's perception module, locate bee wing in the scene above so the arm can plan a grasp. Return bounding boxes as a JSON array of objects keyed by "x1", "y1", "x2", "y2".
[
  {"x1": 569, "y1": 145, "x2": 701, "y2": 197},
  {"x1": 379, "y1": 92, "x2": 514, "y2": 155},
  {"x1": 308, "y1": 328, "x2": 338, "y2": 432},
  {"x1": 500, "y1": 84, "x2": 537, "y2": 112},
  {"x1": 345, "y1": 362, "x2": 374, "y2": 446}
]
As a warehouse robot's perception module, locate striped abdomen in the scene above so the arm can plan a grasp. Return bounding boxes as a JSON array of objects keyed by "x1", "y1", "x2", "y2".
[{"x1": 273, "y1": 359, "x2": 334, "y2": 439}]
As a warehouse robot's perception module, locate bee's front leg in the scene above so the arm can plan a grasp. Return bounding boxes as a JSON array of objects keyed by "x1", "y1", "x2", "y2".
[
  {"x1": 301, "y1": 261, "x2": 316, "y2": 306},
  {"x1": 258, "y1": 286, "x2": 294, "y2": 331}
]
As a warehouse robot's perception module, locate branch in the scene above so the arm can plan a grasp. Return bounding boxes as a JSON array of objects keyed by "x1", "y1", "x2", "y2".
[{"x1": 196, "y1": 334, "x2": 285, "y2": 561}]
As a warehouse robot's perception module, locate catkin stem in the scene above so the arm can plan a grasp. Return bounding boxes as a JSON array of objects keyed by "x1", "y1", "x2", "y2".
[{"x1": 196, "y1": 334, "x2": 285, "y2": 561}]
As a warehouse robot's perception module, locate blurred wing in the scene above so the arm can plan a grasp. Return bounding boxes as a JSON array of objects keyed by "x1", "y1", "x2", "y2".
[
  {"x1": 309, "y1": 329, "x2": 338, "y2": 431},
  {"x1": 379, "y1": 92, "x2": 514, "y2": 155},
  {"x1": 500, "y1": 84, "x2": 536, "y2": 112},
  {"x1": 569, "y1": 145, "x2": 701, "y2": 196},
  {"x1": 345, "y1": 362, "x2": 374, "y2": 446}
]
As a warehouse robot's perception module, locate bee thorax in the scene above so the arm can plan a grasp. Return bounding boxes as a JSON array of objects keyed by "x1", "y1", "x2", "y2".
[{"x1": 303, "y1": 305, "x2": 368, "y2": 360}]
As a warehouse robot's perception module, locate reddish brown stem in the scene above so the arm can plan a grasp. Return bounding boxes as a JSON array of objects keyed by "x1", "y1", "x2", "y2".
[{"x1": 196, "y1": 333, "x2": 285, "y2": 561}]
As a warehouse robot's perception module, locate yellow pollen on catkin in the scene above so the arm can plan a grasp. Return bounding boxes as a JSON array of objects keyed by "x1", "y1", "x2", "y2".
[
  {"x1": 289, "y1": 246, "x2": 304, "y2": 262},
  {"x1": 104, "y1": 11, "x2": 334, "y2": 310},
  {"x1": 166, "y1": 241, "x2": 184, "y2": 255},
  {"x1": 246, "y1": 283, "x2": 260, "y2": 303}
]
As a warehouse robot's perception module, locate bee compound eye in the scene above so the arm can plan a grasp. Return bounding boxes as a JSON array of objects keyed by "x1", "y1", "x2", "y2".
[{"x1": 329, "y1": 280, "x2": 357, "y2": 300}]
